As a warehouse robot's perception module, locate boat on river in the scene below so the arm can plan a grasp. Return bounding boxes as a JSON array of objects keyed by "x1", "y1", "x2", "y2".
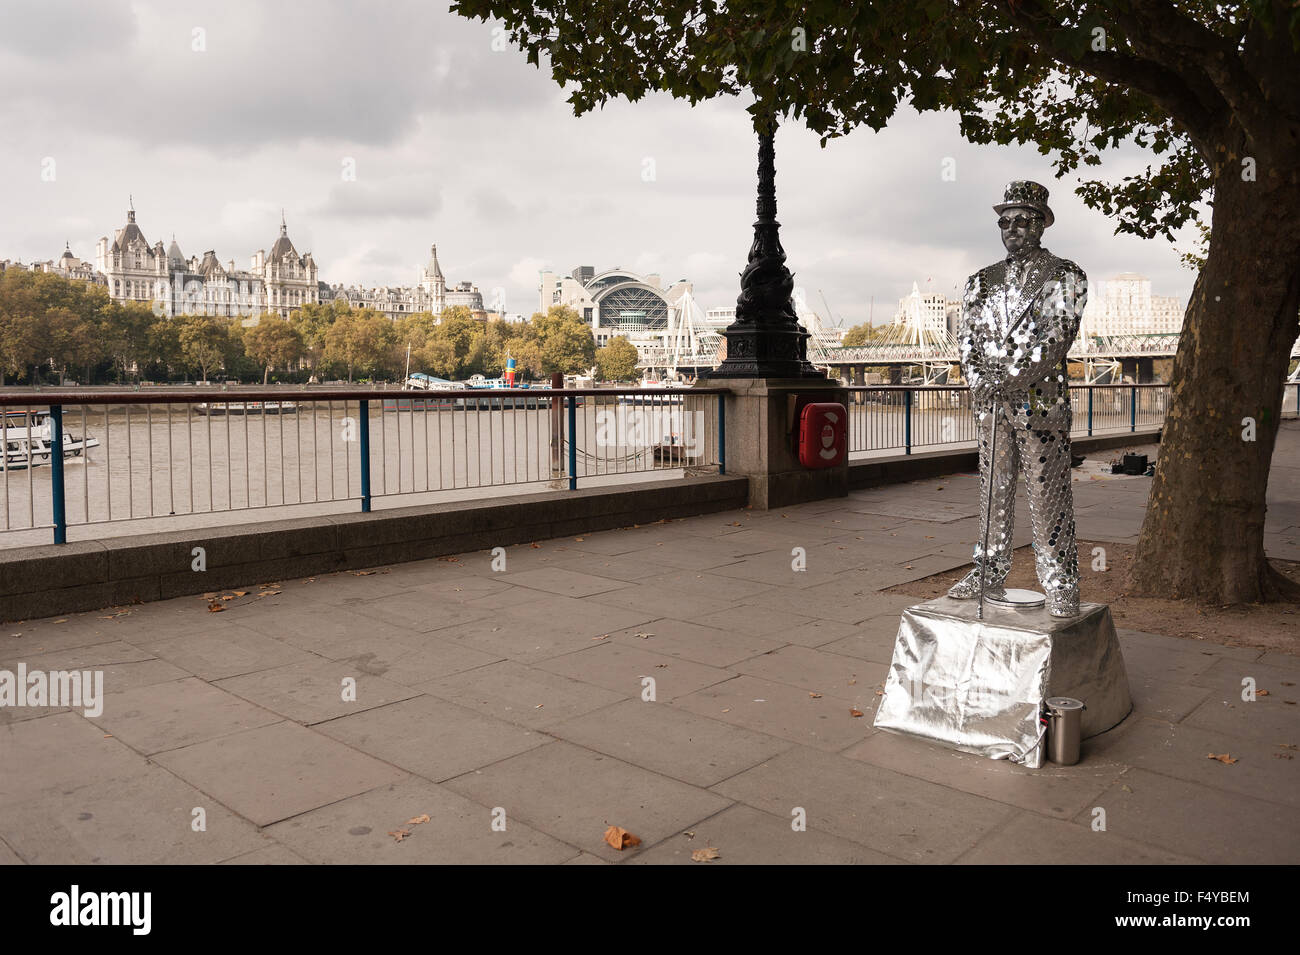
[
  {"x1": 195, "y1": 400, "x2": 297, "y2": 415},
  {"x1": 1, "y1": 411, "x2": 100, "y2": 470}
]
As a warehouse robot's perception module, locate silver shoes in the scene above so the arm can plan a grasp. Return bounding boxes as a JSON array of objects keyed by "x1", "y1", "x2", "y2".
[
  {"x1": 947, "y1": 569, "x2": 1006, "y2": 601},
  {"x1": 1046, "y1": 589, "x2": 1080, "y2": 618}
]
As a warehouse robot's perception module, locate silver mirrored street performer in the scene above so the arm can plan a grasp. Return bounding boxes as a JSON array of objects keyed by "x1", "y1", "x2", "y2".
[{"x1": 948, "y1": 181, "x2": 1086, "y2": 617}]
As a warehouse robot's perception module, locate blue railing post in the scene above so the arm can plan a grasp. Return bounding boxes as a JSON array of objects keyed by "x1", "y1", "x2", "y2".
[
  {"x1": 904, "y1": 388, "x2": 913, "y2": 455},
  {"x1": 717, "y1": 393, "x2": 726, "y2": 475},
  {"x1": 358, "y1": 398, "x2": 371, "y2": 512},
  {"x1": 1130, "y1": 386, "x2": 1138, "y2": 432},
  {"x1": 1087, "y1": 387, "x2": 1094, "y2": 436},
  {"x1": 567, "y1": 395, "x2": 577, "y2": 490},
  {"x1": 50, "y1": 404, "x2": 67, "y2": 544}
]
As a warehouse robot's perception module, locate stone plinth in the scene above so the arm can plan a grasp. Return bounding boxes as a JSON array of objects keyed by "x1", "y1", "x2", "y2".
[{"x1": 699, "y1": 377, "x2": 848, "y2": 509}]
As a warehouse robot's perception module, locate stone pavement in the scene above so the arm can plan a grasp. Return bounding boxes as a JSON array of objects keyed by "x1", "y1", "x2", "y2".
[{"x1": 1, "y1": 422, "x2": 1297, "y2": 865}]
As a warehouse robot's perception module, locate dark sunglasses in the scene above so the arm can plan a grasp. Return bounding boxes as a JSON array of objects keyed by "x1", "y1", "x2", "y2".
[{"x1": 998, "y1": 213, "x2": 1042, "y2": 229}]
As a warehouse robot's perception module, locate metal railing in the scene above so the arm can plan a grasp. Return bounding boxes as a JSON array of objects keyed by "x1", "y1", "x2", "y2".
[
  {"x1": 845, "y1": 382, "x2": 1199, "y2": 457},
  {"x1": 0, "y1": 386, "x2": 727, "y2": 545}
]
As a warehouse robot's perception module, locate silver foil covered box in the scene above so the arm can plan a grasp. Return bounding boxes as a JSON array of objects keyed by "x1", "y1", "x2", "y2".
[{"x1": 873, "y1": 597, "x2": 1132, "y2": 768}]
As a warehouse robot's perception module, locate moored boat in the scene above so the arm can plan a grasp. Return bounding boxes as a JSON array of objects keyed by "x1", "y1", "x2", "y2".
[{"x1": 195, "y1": 400, "x2": 297, "y2": 415}]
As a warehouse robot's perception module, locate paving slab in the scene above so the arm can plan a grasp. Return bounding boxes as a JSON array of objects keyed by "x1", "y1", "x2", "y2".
[
  {"x1": 1085, "y1": 716, "x2": 1300, "y2": 807},
  {"x1": 607, "y1": 618, "x2": 784, "y2": 668},
  {"x1": 842, "y1": 728, "x2": 1124, "y2": 819},
  {"x1": 152, "y1": 721, "x2": 407, "y2": 827},
  {"x1": 215, "y1": 658, "x2": 420, "y2": 725},
  {"x1": 0, "y1": 766, "x2": 267, "y2": 864},
  {"x1": 137, "y1": 624, "x2": 318, "y2": 681},
  {"x1": 1074, "y1": 767, "x2": 1299, "y2": 863},
  {"x1": 493, "y1": 566, "x2": 634, "y2": 598},
  {"x1": 548, "y1": 698, "x2": 793, "y2": 787},
  {"x1": 417, "y1": 659, "x2": 626, "y2": 731},
  {"x1": 535, "y1": 642, "x2": 735, "y2": 702},
  {"x1": 710, "y1": 746, "x2": 1017, "y2": 864},
  {"x1": 584, "y1": 581, "x2": 748, "y2": 621},
  {"x1": 0, "y1": 639, "x2": 154, "y2": 671},
  {"x1": 546, "y1": 551, "x2": 679, "y2": 583},
  {"x1": 265, "y1": 776, "x2": 574, "y2": 864},
  {"x1": 631, "y1": 803, "x2": 899, "y2": 865},
  {"x1": 819, "y1": 614, "x2": 905, "y2": 665},
  {"x1": 235, "y1": 604, "x2": 424, "y2": 656},
  {"x1": 690, "y1": 604, "x2": 816, "y2": 637},
  {"x1": 313, "y1": 694, "x2": 549, "y2": 781},
  {"x1": 0, "y1": 712, "x2": 151, "y2": 808},
  {"x1": 955, "y1": 811, "x2": 1202, "y2": 864},
  {"x1": 358, "y1": 591, "x2": 496, "y2": 634},
  {"x1": 497, "y1": 593, "x2": 660, "y2": 644},
  {"x1": 219, "y1": 844, "x2": 311, "y2": 864},
  {"x1": 327, "y1": 634, "x2": 502, "y2": 686},
  {"x1": 0, "y1": 620, "x2": 120, "y2": 659},
  {"x1": 673, "y1": 674, "x2": 879, "y2": 751},
  {"x1": 442, "y1": 740, "x2": 733, "y2": 863},
  {"x1": 86, "y1": 676, "x2": 282, "y2": 755},
  {"x1": 1125, "y1": 674, "x2": 1213, "y2": 724},
  {"x1": 731, "y1": 646, "x2": 874, "y2": 702}
]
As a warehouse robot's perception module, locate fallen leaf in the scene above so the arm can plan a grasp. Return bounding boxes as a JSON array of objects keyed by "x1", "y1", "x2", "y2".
[
  {"x1": 207, "y1": 601, "x2": 225, "y2": 613},
  {"x1": 603, "y1": 825, "x2": 641, "y2": 850},
  {"x1": 850, "y1": 708, "x2": 865, "y2": 718},
  {"x1": 1275, "y1": 753, "x2": 1295, "y2": 760},
  {"x1": 353, "y1": 570, "x2": 376, "y2": 576},
  {"x1": 530, "y1": 542, "x2": 541, "y2": 548},
  {"x1": 1278, "y1": 743, "x2": 1297, "y2": 750},
  {"x1": 684, "y1": 831, "x2": 695, "y2": 839},
  {"x1": 634, "y1": 632, "x2": 654, "y2": 639},
  {"x1": 574, "y1": 537, "x2": 585, "y2": 541},
  {"x1": 691, "y1": 847, "x2": 721, "y2": 863},
  {"x1": 1258, "y1": 689, "x2": 1270, "y2": 696},
  {"x1": 52, "y1": 619, "x2": 67, "y2": 624},
  {"x1": 1207, "y1": 753, "x2": 1238, "y2": 764},
  {"x1": 388, "y1": 829, "x2": 411, "y2": 842},
  {"x1": 407, "y1": 814, "x2": 430, "y2": 825},
  {"x1": 233, "y1": 590, "x2": 247, "y2": 596},
  {"x1": 809, "y1": 692, "x2": 822, "y2": 699},
  {"x1": 258, "y1": 590, "x2": 282, "y2": 597}
]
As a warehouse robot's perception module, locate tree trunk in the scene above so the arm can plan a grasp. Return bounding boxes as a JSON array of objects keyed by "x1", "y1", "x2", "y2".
[{"x1": 1129, "y1": 165, "x2": 1300, "y2": 603}]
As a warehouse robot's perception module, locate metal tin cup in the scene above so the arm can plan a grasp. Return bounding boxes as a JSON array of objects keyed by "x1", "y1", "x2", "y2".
[{"x1": 1046, "y1": 697, "x2": 1086, "y2": 765}]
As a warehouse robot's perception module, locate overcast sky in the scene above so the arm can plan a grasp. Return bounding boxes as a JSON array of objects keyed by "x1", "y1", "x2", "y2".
[{"x1": 0, "y1": 0, "x2": 1201, "y2": 327}]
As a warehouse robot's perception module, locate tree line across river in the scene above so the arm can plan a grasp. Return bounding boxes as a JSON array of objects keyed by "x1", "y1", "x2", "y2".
[{"x1": 0, "y1": 268, "x2": 644, "y2": 387}]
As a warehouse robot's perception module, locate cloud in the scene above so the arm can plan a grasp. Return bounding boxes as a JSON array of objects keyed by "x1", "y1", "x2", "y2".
[
  {"x1": 0, "y1": 0, "x2": 1198, "y2": 325},
  {"x1": 315, "y1": 180, "x2": 442, "y2": 221}
]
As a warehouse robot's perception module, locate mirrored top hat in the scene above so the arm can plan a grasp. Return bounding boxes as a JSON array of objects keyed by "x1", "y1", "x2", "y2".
[{"x1": 993, "y1": 180, "x2": 1054, "y2": 228}]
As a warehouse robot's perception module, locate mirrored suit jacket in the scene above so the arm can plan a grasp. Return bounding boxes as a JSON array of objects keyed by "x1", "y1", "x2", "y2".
[{"x1": 957, "y1": 247, "x2": 1087, "y2": 430}]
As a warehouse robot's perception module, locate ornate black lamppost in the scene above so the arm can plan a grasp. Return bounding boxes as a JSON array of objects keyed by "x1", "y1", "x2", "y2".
[{"x1": 703, "y1": 125, "x2": 824, "y2": 379}]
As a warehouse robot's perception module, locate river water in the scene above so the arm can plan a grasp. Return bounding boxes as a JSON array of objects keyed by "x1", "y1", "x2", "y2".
[{"x1": 0, "y1": 397, "x2": 721, "y2": 546}]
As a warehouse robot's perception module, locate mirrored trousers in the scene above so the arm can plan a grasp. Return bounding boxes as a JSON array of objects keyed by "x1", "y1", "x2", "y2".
[{"x1": 971, "y1": 404, "x2": 1080, "y2": 612}]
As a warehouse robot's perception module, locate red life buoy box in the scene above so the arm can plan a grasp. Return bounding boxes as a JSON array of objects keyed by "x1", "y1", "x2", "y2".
[{"x1": 797, "y1": 402, "x2": 846, "y2": 468}]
